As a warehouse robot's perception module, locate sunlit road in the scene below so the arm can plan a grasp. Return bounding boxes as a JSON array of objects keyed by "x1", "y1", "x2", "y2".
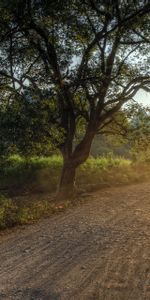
[{"x1": 0, "y1": 182, "x2": 150, "y2": 299}]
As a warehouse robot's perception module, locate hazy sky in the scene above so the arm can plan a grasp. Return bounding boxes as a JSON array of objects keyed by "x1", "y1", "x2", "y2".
[{"x1": 134, "y1": 90, "x2": 150, "y2": 107}]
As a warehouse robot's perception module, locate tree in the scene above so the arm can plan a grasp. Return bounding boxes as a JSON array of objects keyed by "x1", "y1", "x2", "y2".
[
  {"x1": 99, "y1": 102, "x2": 150, "y2": 158},
  {"x1": 127, "y1": 103, "x2": 150, "y2": 160},
  {"x1": 0, "y1": 95, "x2": 61, "y2": 156},
  {"x1": 0, "y1": 0, "x2": 150, "y2": 197}
]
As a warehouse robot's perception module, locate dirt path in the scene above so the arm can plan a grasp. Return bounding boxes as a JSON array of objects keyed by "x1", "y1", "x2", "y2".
[{"x1": 0, "y1": 182, "x2": 150, "y2": 300}]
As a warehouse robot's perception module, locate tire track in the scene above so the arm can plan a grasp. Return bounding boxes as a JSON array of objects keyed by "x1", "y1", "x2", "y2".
[{"x1": 0, "y1": 182, "x2": 150, "y2": 299}]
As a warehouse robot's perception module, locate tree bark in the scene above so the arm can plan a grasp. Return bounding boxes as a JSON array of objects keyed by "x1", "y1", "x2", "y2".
[
  {"x1": 57, "y1": 160, "x2": 76, "y2": 199},
  {"x1": 58, "y1": 125, "x2": 96, "y2": 199}
]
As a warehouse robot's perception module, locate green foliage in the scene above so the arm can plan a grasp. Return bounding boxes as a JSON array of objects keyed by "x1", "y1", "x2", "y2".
[
  {"x1": 16, "y1": 201, "x2": 56, "y2": 225},
  {"x1": 0, "y1": 195, "x2": 17, "y2": 229},
  {"x1": 0, "y1": 0, "x2": 149, "y2": 168},
  {"x1": 0, "y1": 155, "x2": 63, "y2": 191},
  {"x1": 1, "y1": 153, "x2": 150, "y2": 230},
  {"x1": 98, "y1": 103, "x2": 150, "y2": 161},
  {"x1": 4, "y1": 154, "x2": 62, "y2": 171},
  {"x1": 127, "y1": 104, "x2": 150, "y2": 160},
  {"x1": 78, "y1": 154, "x2": 132, "y2": 186},
  {"x1": 0, "y1": 98, "x2": 64, "y2": 156},
  {"x1": 81, "y1": 154, "x2": 131, "y2": 171},
  {"x1": 102, "y1": 110, "x2": 130, "y2": 146},
  {"x1": 0, "y1": 154, "x2": 148, "y2": 193},
  {"x1": 0, "y1": 193, "x2": 68, "y2": 229}
]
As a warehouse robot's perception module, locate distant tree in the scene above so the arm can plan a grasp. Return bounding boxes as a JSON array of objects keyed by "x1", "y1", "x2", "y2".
[
  {"x1": 127, "y1": 104, "x2": 150, "y2": 160},
  {"x1": 0, "y1": 0, "x2": 150, "y2": 196},
  {"x1": 100, "y1": 102, "x2": 150, "y2": 159}
]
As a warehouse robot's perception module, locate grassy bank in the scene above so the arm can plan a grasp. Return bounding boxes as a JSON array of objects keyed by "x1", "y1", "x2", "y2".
[{"x1": 0, "y1": 154, "x2": 150, "y2": 229}]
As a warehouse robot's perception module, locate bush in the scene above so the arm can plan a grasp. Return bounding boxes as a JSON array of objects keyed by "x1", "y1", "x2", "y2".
[
  {"x1": 0, "y1": 195, "x2": 18, "y2": 229},
  {"x1": 0, "y1": 155, "x2": 62, "y2": 191},
  {"x1": 0, "y1": 153, "x2": 147, "y2": 192},
  {"x1": 78, "y1": 155, "x2": 131, "y2": 186},
  {"x1": 0, "y1": 193, "x2": 71, "y2": 230},
  {"x1": 0, "y1": 154, "x2": 150, "y2": 230}
]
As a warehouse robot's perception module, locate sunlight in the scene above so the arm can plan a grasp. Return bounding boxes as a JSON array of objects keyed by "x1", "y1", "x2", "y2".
[{"x1": 134, "y1": 90, "x2": 150, "y2": 107}]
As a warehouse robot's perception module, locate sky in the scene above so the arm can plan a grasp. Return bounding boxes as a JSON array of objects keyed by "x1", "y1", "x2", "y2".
[{"x1": 134, "y1": 90, "x2": 150, "y2": 107}]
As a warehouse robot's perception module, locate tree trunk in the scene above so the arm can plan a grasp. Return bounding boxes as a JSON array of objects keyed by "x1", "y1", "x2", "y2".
[
  {"x1": 57, "y1": 126, "x2": 96, "y2": 198},
  {"x1": 57, "y1": 161, "x2": 76, "y2": 199}
]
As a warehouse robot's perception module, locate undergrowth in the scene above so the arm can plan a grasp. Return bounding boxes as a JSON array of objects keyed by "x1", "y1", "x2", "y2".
[
  {"x1": 0, "y1": 154, "x2": 150, "y2": 229},
  {"x1": 0, "y1": 193, "x2": 71, "y2": 229}
]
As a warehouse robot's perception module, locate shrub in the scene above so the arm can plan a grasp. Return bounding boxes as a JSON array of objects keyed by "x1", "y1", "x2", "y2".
[
  {"x1": 0, "y1": 195, "x2": 18, "y2": 229},
  {"x1": 0, "y1": 154, "x2": 150, "y2": 230}
]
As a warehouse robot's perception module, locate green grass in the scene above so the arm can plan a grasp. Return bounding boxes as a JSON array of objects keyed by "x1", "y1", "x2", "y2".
[
  {"x1": 0, "y1": 154, "x2": 62, "y2": 192},
  {"x1": 0, "y1": 193, "x2": 71, "y2": 229},
  {"x1": 0, "y1": 154, "x2": 150, "y2": 230},
  {"x1": 0, "y1": 153, "x2": 149, "y2": 192},
  {"x1": 77, "y1": 155, "x2": 132, "y2": 188}
]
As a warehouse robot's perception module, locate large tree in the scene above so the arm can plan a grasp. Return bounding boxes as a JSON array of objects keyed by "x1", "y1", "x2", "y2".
[{"x1": 0, "y1": 0, "x2": 150, "y2": 196}]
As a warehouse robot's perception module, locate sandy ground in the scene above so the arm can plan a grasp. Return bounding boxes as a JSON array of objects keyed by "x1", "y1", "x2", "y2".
[{"x1": 0, "y1": 182, "x2": 150, "y2": 300}]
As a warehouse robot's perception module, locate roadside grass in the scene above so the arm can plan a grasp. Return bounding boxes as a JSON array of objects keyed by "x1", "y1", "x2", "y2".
[
  {"x1": 0, "y1": 154, "x2": 62, "y2": 192},
  {"x1": 0, "y1": 193, "x2": 71, "y2": 229},
  {"x1": 0, "y1": 154, "x2": 150, "y2": 229}
]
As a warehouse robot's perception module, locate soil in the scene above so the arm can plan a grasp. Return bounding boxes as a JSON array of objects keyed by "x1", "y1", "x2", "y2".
[{"x1": 0, "y1": 182, "x2": 150, "y2": 300}]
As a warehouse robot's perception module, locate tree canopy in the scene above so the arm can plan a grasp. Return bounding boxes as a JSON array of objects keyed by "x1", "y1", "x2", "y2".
[{"x1": 0, "y1": 0, "x2": 150, "y2": 195}]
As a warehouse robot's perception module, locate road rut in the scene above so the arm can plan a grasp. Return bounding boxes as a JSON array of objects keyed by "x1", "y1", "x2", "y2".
[{"x1": 0, "y1": 182, "x2": 150, "y2": 299}]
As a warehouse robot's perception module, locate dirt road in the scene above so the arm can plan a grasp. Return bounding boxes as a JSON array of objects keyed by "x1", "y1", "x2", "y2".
[{"x1": 0, "y1": 183, "x2": 150, "y2": 300}]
